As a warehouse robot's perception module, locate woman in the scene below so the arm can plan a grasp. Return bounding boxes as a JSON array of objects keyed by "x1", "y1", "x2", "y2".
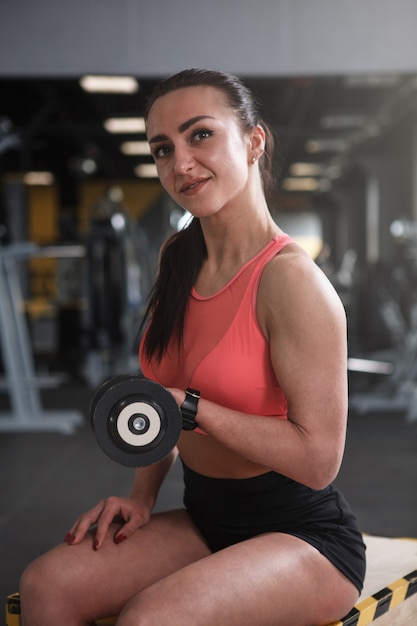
[{"x1": 20, "y1": 68, "x2": 366, "y2": 626}]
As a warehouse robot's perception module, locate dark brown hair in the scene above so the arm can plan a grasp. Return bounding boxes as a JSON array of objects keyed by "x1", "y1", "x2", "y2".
[{"x1": 140, "y1": 68, "x2": 276, "y2": 362}]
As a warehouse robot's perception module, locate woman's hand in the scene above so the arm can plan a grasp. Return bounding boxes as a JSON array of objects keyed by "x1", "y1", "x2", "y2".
[
  {"x1": 64, "y1": 496, "x2": 152, "y2": 551},
  {"x1": 167, "y1": 387, "x2": 186, "y2": 407}
]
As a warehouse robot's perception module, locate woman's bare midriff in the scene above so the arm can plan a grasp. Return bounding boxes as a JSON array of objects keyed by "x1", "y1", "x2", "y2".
[{"x1": 178, "y1": 430, "x2": 272, "y2": 478}]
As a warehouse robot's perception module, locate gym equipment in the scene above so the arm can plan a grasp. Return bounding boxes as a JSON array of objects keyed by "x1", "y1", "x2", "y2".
[
  {"x1": 84, "y1": 187, "x2": 150, "y2": 388},
  {"x1": 90, "y1": 375, "x2": 192, "y2": 467},
  {"x1": 348, "y1": 219, "x2": 417, "y2": 422},
  {"x1": 0, "y1": 243, "x2": 84, "y2": 433},
  {"x1": 5, "y1": 594, "x2": 116, "y2": 626},
  {"x1": 6, "y1": 536, "x2": 417, "y2": 625},
  {"x1": 328, "y1": 535, "x2": 417, "y2": 626}
]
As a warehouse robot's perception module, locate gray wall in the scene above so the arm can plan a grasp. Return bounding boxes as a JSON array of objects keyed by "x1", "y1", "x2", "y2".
[{"x1": 1, "y1": 0, "x2": 417, "y2": 77}]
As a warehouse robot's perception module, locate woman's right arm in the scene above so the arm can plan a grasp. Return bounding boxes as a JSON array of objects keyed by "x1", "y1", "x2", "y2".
[{"x1": 65, "y1": 447, "x2": 178, "y2": 550}]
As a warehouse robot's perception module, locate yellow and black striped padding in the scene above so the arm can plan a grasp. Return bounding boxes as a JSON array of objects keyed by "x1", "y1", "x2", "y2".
[
  {"x1": 328, "y1": 569, "x2": 417, "y2": 626},
  {"x1": 5, "y1": 592, "x2": 117, "y2": 626}
]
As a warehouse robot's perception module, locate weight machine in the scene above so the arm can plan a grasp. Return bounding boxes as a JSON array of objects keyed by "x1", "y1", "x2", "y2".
[
  {"x1": 83, "y1": 188, "x2": 147, "y2": 388},
  {"x1": 0, "y1": 242, "x2": 84, "y2": 433},
  {"x1": 349, "y1": 219, "x2": 417, "y2": 422}
]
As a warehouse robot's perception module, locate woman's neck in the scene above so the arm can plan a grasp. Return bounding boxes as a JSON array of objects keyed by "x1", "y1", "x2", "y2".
[
  {"x1": 195, "y1": 212, "x2": 281, "y2": 296},
  {"x1": 200, "y1": 212, "x2": 280, "y2": 269}
]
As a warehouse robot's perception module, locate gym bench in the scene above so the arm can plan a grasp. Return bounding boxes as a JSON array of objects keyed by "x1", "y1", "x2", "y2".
[{"x1": 6, "y1": 536, "x2": 417, "y2": 626}]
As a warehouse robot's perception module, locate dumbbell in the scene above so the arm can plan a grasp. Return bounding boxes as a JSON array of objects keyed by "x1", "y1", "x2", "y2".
[{"x1": 90, "y1": 375, "x2": 197, "y2": 467}]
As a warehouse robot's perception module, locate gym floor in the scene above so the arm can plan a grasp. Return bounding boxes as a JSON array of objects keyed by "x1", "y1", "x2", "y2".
[{"x1": 1, "y1": 378, "x2": 417, "y2": 614}]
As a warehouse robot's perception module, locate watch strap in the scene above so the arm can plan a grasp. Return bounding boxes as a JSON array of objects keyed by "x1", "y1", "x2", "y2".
[{"x1": 181, "y1": 388, "x2": 200, "y2": 430}]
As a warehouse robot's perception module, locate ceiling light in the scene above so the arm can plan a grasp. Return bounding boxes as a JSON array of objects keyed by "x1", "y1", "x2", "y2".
[
  {"x1": 104, "y1": 117, "x2": 146, "y2": 133},
  {"x1": 23, "y1": 171, "x2": 55, "y2": 185},
  {"x1": 320, "y1": 114, "x2": 369, "y2": 129},
  {"x1": 343, "y1": 74, "x2": 400, "y2": 89},
  {"x1": 134, "y1": 163, "x2": 158, "y2": 178},
  {"x1": 282, "y1": 177, "x2": 320, "y2": 192},
  {"x1": 289, "y1": 162, "x2": 322, "y2": 177},
  {"x1": 80, "y1": 75, "x2": 139, "y2": 93},
  {"x1": 120, "y1": 141, "x2": 151, "y2": 155},
  {"x1": 320, "y1": 113, "x2": 389, "y2": 131},
  {"x1": 306, "y1": 138, "x2": 349, "y2": 153}
]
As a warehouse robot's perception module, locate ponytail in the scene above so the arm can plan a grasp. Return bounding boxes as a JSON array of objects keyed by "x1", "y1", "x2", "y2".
[{"x1": 140, "y1": 218, "x2": 206, "y2": 362}]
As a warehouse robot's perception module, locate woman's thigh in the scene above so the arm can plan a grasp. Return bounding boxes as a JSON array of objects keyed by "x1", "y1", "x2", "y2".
[
  {"x1": 20, "y1": 509, "x2": 211, "y2": 625},
  {"x1": 118, "y1": 533, "x2": 360, "y2": 626}
]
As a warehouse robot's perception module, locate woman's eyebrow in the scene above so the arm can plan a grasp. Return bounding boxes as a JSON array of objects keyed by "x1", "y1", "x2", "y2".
[
  {"x1": 178, "y1": 115, "x2": 214, "y2": 134},
  {"x1": 148, "y1": 115, "x2": 214, "y2": 144}
]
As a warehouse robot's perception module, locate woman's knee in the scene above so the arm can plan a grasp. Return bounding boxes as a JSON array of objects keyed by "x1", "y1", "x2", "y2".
[
  {"x1": 20, "y1": 557, "x2": 60, "y2": 625},
  {"x1": 20, "y1": 548, "x2": 70, "y2": 611},
  {"x1": 20, "y1": 555, "x2": 50, "y2": 600}
]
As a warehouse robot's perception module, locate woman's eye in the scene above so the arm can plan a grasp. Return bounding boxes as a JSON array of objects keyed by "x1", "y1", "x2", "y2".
[
  {"x1": 192, "y1": 128, "x2": 213, "y2": 143},
  {"x1": 153, "y1": 145, "x2": 171, "y2": 159}
]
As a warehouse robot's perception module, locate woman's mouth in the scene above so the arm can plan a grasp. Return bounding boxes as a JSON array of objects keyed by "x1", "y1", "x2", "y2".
[{"x1": 179, "y1": 178, "x2": 208, "y2": 194}]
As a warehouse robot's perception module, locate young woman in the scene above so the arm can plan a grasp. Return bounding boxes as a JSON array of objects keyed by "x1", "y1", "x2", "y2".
[{"x1": 20, "y1": 68, "x2": 366, "y2": 626}]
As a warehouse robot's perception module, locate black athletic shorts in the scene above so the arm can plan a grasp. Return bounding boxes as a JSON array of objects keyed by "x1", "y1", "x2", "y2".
[{"x1": 182, "y1": 462, "x2": 366, "y2": 593}]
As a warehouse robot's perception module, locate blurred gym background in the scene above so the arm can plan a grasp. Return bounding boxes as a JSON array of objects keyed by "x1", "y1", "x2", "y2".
[{"x1": 1, "y1": 0, "x2": 417, "y2": 609}]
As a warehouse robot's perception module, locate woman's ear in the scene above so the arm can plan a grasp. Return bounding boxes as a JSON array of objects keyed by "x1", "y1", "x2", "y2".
[{"x1": 249, "y1": 124, "x2": 266, "y2": 163}]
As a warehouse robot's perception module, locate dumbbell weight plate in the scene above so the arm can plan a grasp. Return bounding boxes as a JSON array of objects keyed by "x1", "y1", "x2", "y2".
[
  {"x1": 89, "y1": 374, "x2": 128, "y2": 426},
  {"x1": 90, "y1": 375, "x2": 182, "y2": 467}
]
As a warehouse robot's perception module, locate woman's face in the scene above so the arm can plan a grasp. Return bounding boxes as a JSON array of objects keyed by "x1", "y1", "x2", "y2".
[{"x1": 146, "y1": 86, "x2": 258, "y2": 218}]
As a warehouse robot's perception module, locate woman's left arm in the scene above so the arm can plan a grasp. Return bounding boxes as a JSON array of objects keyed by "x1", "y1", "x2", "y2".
[
  {"x1": 170, "y1": 248, "x2": 348, "y2": 489},
  {"x1": 258, "y1": 248, "x2": 348, "y2": 488}
]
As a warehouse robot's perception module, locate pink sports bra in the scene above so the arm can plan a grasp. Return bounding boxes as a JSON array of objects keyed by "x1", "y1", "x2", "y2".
[{"x1": 139, "y1": 234, "x2": 293, "y2": 432}]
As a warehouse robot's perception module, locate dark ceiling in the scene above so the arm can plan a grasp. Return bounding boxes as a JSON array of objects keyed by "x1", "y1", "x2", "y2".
[{"x1": 1, "y1": 71, "x2": 417, "y2": 204}]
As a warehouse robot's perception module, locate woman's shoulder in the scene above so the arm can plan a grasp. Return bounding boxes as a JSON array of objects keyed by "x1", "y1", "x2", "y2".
[
  {"x1": 263, "y1": 239, "x2": 316, "y2": 284},
  {"x1": 259, "y1": 241, "x2": 346, "y2": 322}
]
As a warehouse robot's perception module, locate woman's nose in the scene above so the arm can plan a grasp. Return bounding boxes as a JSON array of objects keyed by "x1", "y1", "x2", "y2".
[{"x1": 173, "y1": 147, "x2": 194, "y2": 174}]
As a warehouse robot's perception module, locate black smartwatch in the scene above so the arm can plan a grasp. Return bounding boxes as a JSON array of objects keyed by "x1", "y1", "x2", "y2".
[{"x1": 180, "y1": 388, "x2": 200, "y2": 430}]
